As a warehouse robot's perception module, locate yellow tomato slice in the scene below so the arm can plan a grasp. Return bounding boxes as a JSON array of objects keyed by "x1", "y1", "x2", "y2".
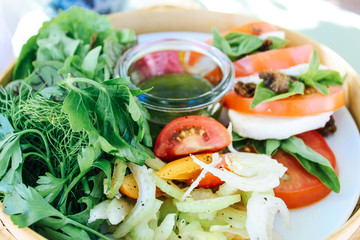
[{"x1": 157, "y1": 153, "x2": 214, "y2": 180}]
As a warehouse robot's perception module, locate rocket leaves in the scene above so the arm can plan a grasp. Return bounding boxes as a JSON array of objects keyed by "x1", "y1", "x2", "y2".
[{"x1": 61, "y1": 76, "x2": 153, "y2": 165}]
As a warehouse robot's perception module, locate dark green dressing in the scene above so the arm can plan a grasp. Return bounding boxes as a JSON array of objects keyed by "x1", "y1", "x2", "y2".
[{"x1": 139, "y1": 73, "x2": 213, "y2": 99}]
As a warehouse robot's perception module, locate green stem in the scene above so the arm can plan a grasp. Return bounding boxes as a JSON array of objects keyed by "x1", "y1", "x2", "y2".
[
  {"x1": 22, "y1": 152, "x2": 48, "y2": 162},
  {"x1": 61, "y1": 77, "x2": 106, "y2": 92},
  {"x1": 58, "y1": 168, "x2": 86, "y2": 207},
  {"x1": 81, "y1": 176, "x2": 90, "y2": 194},
  {"x1": 68, "y1": 219, "x2": 112, "y2": 240},
  {"x1": 17, "y1": 129, "x2": 55, "y2": 175}
]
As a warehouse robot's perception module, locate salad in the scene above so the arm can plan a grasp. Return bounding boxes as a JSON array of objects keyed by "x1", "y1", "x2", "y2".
[{"x1": 0, "y1": 7, "x2": 347, "y2": 240}]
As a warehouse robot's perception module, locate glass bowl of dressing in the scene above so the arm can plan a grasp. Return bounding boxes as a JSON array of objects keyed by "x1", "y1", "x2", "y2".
[{"x1": 117, "y1": 38, "x2": 234, "y2": 135}]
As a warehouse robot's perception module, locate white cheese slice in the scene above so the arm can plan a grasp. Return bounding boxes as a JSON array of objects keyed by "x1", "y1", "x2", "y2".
[
  {"x1": 258, "y1": 30, "x2": 286, "y2": 40},
  {"x1": 235, "y1": 63, "x2": 328, "y2": 85},
  {"x1": 228, "y1": 109, "x2": 333, "y2": 140}
]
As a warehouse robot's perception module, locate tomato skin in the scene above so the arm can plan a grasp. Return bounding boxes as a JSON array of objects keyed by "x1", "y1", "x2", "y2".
[
  {"x1": 273, "y1": 130, "x2": 338, "y2": 209},
  {"x1": 233, "y1": 44, "x2": 313, "y2": 77},
  {"x1": 224, "y1": 86, "x2": 345, "y2": 117},
  {"x1": 154, "y1": 116, "x2": 231, "y2": 162},
  {"x1": 205, "y1": 21, "x2": 278, "y2": 45}
]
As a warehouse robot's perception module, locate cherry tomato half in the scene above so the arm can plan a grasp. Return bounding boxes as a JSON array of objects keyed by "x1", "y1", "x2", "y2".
[
  {"x1": 273, "y1": 130, "x2": 338, "y2": 209},
  {"x1": 154, "y1": 116, "x2": 231, "y2": 162}
]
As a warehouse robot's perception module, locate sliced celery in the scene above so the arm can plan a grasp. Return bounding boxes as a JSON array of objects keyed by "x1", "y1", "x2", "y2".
[
  {"x1": 154, "y1": 213, "x2": 176, "y2": 240},
  {"x1": 150, "y1": 172, "x2": 184, "y2": 200},
  {"x1": 105, "y1": 158, "x2": 127, "y2": 199},
  {"x1": 113, "y1": 163, "x2": 160, "y2": 238},
  {"x1": 146, "y1": 157, "x2": 166, "y2": 171},
  {"x1": 175, "y1": 194, "x2": 241, "y2": 213}
]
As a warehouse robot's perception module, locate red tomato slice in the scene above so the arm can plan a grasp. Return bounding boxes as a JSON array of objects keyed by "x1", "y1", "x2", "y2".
[
  {"x1": 154, "y1": 116, "x2": 231, "y2": 162},
  {"x1": 224, "y1": 86, "x2": 345, "y2": 117},
  {"x1": 186, "y1": 21, "x2": 278, "y2": 83},
  {"x1": 132, "y1": 50, "x2": 184, "y2": 80},
  {"x1": 273, "y1": 130, "x2": 338, "y2": 209},
  {"x1": 205, "y1": 21, "x2": 278, "y2": 44},
  {"x1": 221, "y1": 21, "x2": 278, "y2": 36},
  {"x1": 233, "y1": 44, "x2": 313, "y2": 77}
]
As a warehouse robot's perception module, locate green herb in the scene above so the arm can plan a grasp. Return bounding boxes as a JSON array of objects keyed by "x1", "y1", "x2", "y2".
[
  {"x1": 2, "y1": 184, "x2": 111, "y2": 240},
  {"x1": 212, "y1": 27, "x2": 288, "y2": 61},
  {"x1": 250, "y1": 80, "x2": 305, "y2": 109},
  {"x1": 250, "y1": 51, "x2": 344, "y2": 108},
  {"x1": 0, "y1": 7, "x2": 149, "y2": 239},
  {"x1": 12, "y1": 6, "x2": 137, "y2": 83},
  {"x1": 281, "y1": 136, "x2": 340, "y2": 192},
  {"x1": 60, "y1": 76, "x2": 153, "y2": 165},
  {"x1": 298, "y1": 51, "x2": 343, "y2": 94},
  {"x1": 231, "y1": 132, "x2": 340, "y2": 192}
]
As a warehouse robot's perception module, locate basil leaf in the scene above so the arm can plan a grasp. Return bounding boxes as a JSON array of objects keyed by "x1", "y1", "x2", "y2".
[
  {"x1": 253, "y1": 139, "x2": 281, "y2": 156},
  {"x1": 212, "y1": 27, "x2": 263, "y2": 60},
  {"x1": 308, "y1": 50, "x2": 320, "y2": 75},
  {"x1": 251, "y1": 80, "x2": 305, "y2": 109},
  {"x1": 281, "y1": 136, "x2": 340, "y2": 193},
  {"x1": 298, "y1": 50, "x2": 343, "y2": 95},
  {"x1": 315, "y1": 70, "x2": 343, "y2": 86},
  {"x1": 266, "y1": 36, "x2": 289, "y2": 50}
]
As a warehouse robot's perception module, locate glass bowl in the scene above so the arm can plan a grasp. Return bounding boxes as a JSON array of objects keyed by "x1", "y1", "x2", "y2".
[{"x1": 116, "y1": 38, "x2": 234, "y2": 134}]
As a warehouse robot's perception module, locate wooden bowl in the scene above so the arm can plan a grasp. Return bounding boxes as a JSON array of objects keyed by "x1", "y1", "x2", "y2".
[{"x1": 1, "y1": 8, "x2": 360, "y2": 240}]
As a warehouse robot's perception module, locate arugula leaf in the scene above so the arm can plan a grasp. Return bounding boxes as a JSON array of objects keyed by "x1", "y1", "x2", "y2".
[
  {"x1": 281, "y1": 136, "x2": 340, "y2": 192},
  {"x1": 61, "y1": 81, "x2": 97, "y2": 133},
  {"x1": 61, "y1": 77, "x2": 152, "y2": 164},
  {"x1": 212, "y1": 27, "x2": 263, "y2": 61},
  {"x1": 251, "y1": 80, "x2": 305, "y2": 109}
]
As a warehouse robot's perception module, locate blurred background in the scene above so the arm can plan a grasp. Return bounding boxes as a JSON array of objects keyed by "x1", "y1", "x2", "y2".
[{"x1": 1, "y1": 0, "x2": 360, "y2": 75}]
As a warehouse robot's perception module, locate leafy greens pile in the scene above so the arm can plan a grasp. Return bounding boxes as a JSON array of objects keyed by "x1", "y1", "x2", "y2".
[{"x1": 0, "y1": 7, "x2": 153, "y2": 240}]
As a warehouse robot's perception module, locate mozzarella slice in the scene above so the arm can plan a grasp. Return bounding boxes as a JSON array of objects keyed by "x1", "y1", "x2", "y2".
[
  {"x1": 228, "y1": 109, "x2": 333, "y2": 140},
  {"x1": 258, "y1": 30, "x2": 286, "y2": 40}
]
